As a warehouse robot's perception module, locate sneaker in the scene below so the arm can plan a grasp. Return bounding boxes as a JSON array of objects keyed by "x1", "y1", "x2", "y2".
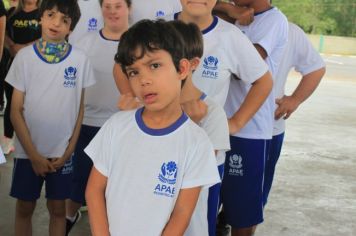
[
  {"x1": 65, "y1": 210, "x2": 81, "y2": 236},
  {"x1": 0, "y1": 136, "x2": 14, "y2": 155}
]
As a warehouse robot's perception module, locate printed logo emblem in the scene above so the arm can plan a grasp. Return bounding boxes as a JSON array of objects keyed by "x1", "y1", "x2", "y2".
[
  {"x1": 156, "y1": 10, "x2": 165, "y2": 17},
  {"x1": 154, "y1": 161, "x2": 178, "y2": 198},
  {"x1": 228, "y1": 154, "x2": 244, "y2": 176},
  {"x1": 88, "y1": 18, "x2": 98, "y2": 31},
  {"x1": 202, "y1": 56, "x2": 219, "y2": 79},
  {"x1": 64, "y1": 66, "x2": 77, "y2": 88},
  {"x1": 61, "y1": 156, "x2": 73, "y2": 175}
]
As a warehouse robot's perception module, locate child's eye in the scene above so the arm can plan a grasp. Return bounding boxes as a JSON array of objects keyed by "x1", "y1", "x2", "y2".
[
  {"x1": 150, "y1": 63, "x2": 161, "y2": 69},
  {"x1": 47, "y1": 12, "x2": 54, "y2": 17},
  {"x1": 127, "y1": 70, "x2": 138, "y2": 78}
]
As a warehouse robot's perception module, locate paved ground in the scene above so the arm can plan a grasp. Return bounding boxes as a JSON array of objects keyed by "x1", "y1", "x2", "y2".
[{"x1": 0, "y1": 55, "x2": 355, "y2": 235}]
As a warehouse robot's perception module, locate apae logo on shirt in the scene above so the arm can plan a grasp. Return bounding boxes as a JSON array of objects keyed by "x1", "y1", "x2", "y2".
[
  {"x1": 64, "y1": 66, "x2": 77, "y2": 88},
  {"x1": 228, "y1": 154, "x2": 243, "y2": 176},
  {"x1": 155, "y1": 10, "x2": 165, "y2": 17},
  {"x1": 61, "y1": 156, "x2": 73, "y2": 175},
  {"x1": 154, "y1": 161, "x2": 178, "y2": 198},
  {"x1": 202, "y1": 56, "x2": 219, "y2": 79},
  {"x1": 87, "y1": 18, "x2": 98, "y2": 31}
]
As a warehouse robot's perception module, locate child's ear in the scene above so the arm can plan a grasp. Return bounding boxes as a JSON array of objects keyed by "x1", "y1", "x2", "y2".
[
  {"x1": 190, "y1": 57, "x2": 201, "y2": 71},
  {"x1": 178, "y1": 58, "x2": 190, "y2": 81}
]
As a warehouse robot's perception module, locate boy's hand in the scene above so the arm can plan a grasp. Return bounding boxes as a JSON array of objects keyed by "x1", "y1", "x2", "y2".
[
  {"x1": 51, "y1": 157, "x2": 68, "y2": 171},
  {"x1": 30, "y1": 157, "x2": 56, "y2": 177},
  {"x1": 275, "y1": 95, "x2": 300, "y2": 120},
  {"x1": 181, "y1": 99, "x2": 207, "y2": 124},
  {"x1": 117, "y1": 93, "x2": 142, "y2": 110},
  {"x1": 236, "y1": 7, "x2": 254, "y2": 25}
]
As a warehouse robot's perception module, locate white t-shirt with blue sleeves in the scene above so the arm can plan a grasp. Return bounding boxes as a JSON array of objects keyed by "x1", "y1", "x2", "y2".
[
  {"x1": 69, "y1": 0, "x2": 104, "y2": 44},
  {"x1": 5, "y1": 44, "x2": 96, "y2": 159},
  {"x1": 85, "y1": 108, "x2": 220, "y2": 236},
  {"x1": 74, "y1": 30, "x2": 120, "y2": 127}
]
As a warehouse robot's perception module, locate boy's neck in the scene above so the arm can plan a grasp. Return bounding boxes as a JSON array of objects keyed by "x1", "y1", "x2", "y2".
[
  {"x1": 142, "y1": 99, "x2": 184, "y2": 129},
  {"x1": 180, "y1": 76, "x2": 203, "y2": 104},
  {"x1": 23, "y1": 3, "x2": 37, "y2": 12},
  {"x1": 101, "y1": 26, "x2": 128, "y2": 41},
  {"x1": 178, "y1": 12, "x2": 214, "y2": 32}
]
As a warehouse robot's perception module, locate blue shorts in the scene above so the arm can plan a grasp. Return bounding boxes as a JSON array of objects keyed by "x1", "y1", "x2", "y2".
[
  {"x1": 207, "y1": 163, "x2": 224, "y2": 236},
  {"x1": 10, "y1": 157, "x2": 73, "y2": 201},
  {"x1": 263, "y1": 132, "x2": 284, "y2": 206},
  {"x1": 69, "y1": 125, "x2": 100, "y2": 204},
  {"x1": 221, "y1": 136, "x2": 270, "y2": 228}
]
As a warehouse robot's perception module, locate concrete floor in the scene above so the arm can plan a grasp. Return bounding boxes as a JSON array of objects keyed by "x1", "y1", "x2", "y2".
[{"x1": 0, "y1": 58, "x2": 355, "y2": 235}]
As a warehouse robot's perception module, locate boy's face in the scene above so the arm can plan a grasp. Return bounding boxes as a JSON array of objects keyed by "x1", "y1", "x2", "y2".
[
  {"x1": 180, "y1": 0, "x2": 217, "y2": 18},
  {"x1": 125, "y1": 49, "x2": 189, "y2": 112},
  {"x1": 41, "y1": 7, "x2": 72, "y2": 43},
  {"x1": 101, "y1": 0, "x2": 130, "y2": 31}
]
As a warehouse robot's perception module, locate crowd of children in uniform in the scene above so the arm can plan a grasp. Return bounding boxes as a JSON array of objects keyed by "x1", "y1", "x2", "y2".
[{"x1": 0, "y1": 0, "x2": 325, "y2": 235}]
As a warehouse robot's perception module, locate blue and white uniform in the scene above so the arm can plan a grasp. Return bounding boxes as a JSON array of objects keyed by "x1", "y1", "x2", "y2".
[
  {"x1": 69, "y1": 0, "x2": 103, "y2": 44},
  {"x1": 263, "y1": 22, "x2": 325, "y2": 205},
  {"x1": 130, "y1": 0, "x2": 181, "y2": 25},
  {"x1": 85, "y1": 108, "x2": 220, "y2": 236},
  {"x1": 69, "y1": 30, "x2": 121, "y2": 204},
  {"x1": 223, "y1": 7, "x2": 288, "y2": 228},
  {"x1": 6, "y1": 44, "x2": 95, "y2": 200}
]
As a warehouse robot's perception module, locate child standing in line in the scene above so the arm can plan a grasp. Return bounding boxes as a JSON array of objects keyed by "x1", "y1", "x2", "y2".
[
  {"x1": 65, "y1": 0, "x2": 131, "y2": 234},
  {"x1": 85, "y1": 19, "x2": 220, "y2": 236},
  {"x1": 6, "y1": 0, "x2": 95, "y2": 235}
]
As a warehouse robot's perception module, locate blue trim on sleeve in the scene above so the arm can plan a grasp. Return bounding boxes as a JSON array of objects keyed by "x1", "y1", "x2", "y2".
[
  {"x1": 254, "y1": 7, "x2": 274, "y2": 16},
  {"x1": 135, "y1": 107, "x2": 188, "y2": 136},
  {"x1": 33, "y1": 43, "x2": 72, "y2": 64},
  {"x1": 99, "y1": 29, "x2": 120, "y2": 42}
]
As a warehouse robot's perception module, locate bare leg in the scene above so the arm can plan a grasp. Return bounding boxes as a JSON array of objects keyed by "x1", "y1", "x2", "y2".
[
  {"x1": 15, "y1": 200, "x2": 36, "y2": 236},
  {"x1": 47, "y1": 199, "x2": 66, "y2": 236},
  {"x1": 65, "y1": 199, "x2": 82, "y2": 218},
  {"x1": 231, "y1": 225, "x2": 256, "y2": 236}
]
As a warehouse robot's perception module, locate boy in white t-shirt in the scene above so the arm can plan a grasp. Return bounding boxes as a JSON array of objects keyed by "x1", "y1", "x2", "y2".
[
  {"x1": 5, "y1": 0, "x2": 95, "y2": 235},
  {"x1": 85, "y1": 19, "x2": 220, "y2": 236},
  {"x1": 264, "y1": 22, "x2": 325, "y2": 206}
]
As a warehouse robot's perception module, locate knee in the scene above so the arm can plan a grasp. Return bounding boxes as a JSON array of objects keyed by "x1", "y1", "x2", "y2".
[
  {"x1": 16, "y1": 200, "x2": 36, "y2": 218},
  {"x1": 47, "y1": 200, "x2": 66, "y2": 218}
]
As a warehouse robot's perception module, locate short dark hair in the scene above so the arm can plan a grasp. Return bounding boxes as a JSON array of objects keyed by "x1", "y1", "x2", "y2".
[
  {"x1": 168, "y1": 20, "x2": 203, "y2": 60},
  {"x1": 39, "y1": 0, "x2": 81, "y2": 31},
  {"x1": 115, "y1": 19, "x2": 186, "y2": 76},
  {"x1": 99, "y1": 0, "x2": 132, "y2": 7}
]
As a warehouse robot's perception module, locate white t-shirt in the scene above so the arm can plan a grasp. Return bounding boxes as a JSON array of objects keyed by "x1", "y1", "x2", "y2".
[
  {"x1": 6, "y1": 45, "x2": 96, "y2": 159},
  {"x1": 185, "y1": 94, "x2": 230, "y2": 236},
  {"x1": 74, "y1": 31, "x2": 120, "y2": 127},
  {"x1": 164, "y1": 14, "x2": 269, "y2": 107},
  {"x1": 225, "y1": 7, "x2": 288, "y2": 139},
  {"x1": 68, "y1": 0, "x2": 104, "y2": 44},
  {"x1": 85, "y1": 108, "x2": 220, "y2": 236},
  {"x1": 130, "y1": 0, "x2": 181, "y2": 25},
  {"x1": 273, "y1": 22, "x2": 325, "y2": 135}
]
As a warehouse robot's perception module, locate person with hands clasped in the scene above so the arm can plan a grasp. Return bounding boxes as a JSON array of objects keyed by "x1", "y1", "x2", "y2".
[{"x1": 5, "y1": 0, "x2": 95, "y2": 235}]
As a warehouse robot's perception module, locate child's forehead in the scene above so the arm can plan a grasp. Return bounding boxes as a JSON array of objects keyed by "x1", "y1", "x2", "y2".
[{"x1": 44, "y1": 6, "x2": 70, "y2": 18}]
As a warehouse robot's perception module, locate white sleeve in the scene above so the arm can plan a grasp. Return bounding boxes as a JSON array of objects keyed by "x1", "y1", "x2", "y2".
[
  {"x1": 181, "y1": 133, "x2": 221, "y2": 189},
  {"x1": 226, "y1": 28, "x2": 269, "y2": 84},
  {"x1": 84, "y1": 118, "x2": 114, "y2": 177},
  {"x1": 200, "y1": 99, "x2": 230, "y2": 152},
  {"x1": 5, "y1": 51, "x2": 26, "y2": 92},
  {"x1": 293, "y1": 26, "x2": 325, "y2": 75}
]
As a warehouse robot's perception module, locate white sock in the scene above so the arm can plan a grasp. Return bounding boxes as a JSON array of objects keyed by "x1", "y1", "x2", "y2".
[{"x1": 66, "y1": 214, "x2": 77, "y2": 222}]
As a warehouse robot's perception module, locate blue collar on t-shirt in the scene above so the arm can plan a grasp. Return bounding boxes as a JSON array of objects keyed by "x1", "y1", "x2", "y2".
[
  {"x1": 174, "y1": 12, "x2": 218, "y2": 35},
  {"x1": 135, "y1": 107, "x2": 188, "y2": 136},
  {"x1": 254, "y1": 6, "x2": 274, "y2": 16},
  {"x1": 33, "y1": 43, "x2": 72, "y2": 64},
  {"x1": 99, "y1": 29, "x2": 120, "y2": 42}
]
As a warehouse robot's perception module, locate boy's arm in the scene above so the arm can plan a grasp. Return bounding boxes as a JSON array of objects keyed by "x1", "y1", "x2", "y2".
[
  {"x1": 10, "y1": 88, "x2": 55, "y2": 176},
  {"x1": 229, "y1": 71, "x2": 273, "y2": 134},
  {"x1": 86, "y1": 166, "x2": 110, "y2": 236},
  {"x1": 52, "y1": 91, "x2": 84, "y2": 170},
  {"x1": 0, "y1": 15, "x2": 5, "y2": 59},
  {"x1": 113, "y1": 63, "x2": 133, "y2": 95},
  {"x1": 162, "y1": 187, "x2": 201, "y2": 236},
  {"x1": 275, "y1": 67, "x2": 325, "y2": 120}
]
